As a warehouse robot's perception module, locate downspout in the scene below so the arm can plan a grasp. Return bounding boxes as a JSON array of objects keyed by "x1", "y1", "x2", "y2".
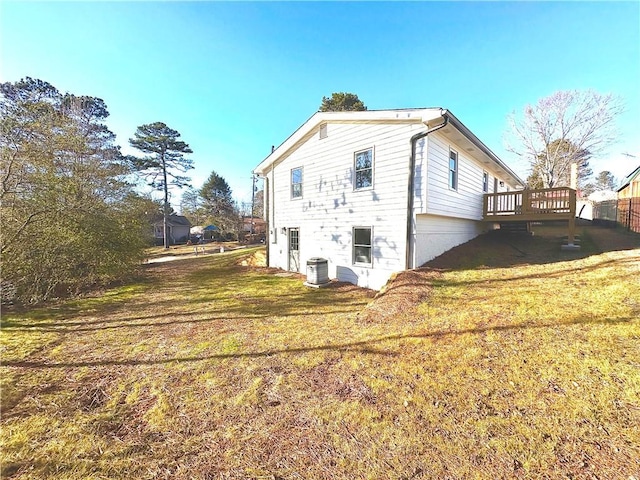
[
  {"x1": 263, "y1": 173, "x2": 270, "y2": 262},
  {"x1": 405, "y1": 111, "x2": 449, "y2": 270}
]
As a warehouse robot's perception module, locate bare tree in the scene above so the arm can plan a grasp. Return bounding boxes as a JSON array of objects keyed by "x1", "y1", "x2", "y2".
[{"x1": 506, "y1": 90, "x2": 623, "y2": 188}]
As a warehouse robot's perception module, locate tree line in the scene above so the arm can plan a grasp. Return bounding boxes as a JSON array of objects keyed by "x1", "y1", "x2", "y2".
[
  {"x1": 0, "y1": 77, "x2": 263, "y2": 305},
  {"x1": 1, "y1": 78, "x2": 158, "y2": 304},
  {"x1": 179, "y1": 172, "x2": 264, "y2": 241},
  {"x1": 0, "y1": 81, "x2": 624, "y2": 305}
]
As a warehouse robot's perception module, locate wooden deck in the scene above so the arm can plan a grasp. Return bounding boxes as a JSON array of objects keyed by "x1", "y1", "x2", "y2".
[
  {"x1": 483, "y1": 187, "x2": 576, "y2": 222},
  {"x1": 483, "y1": 187, "x2": 578, "y2": 245}
]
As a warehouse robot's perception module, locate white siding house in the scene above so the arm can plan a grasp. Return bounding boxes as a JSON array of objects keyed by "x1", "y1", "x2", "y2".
[{"x1": 254, "y1": 108, "x2": 524, "y2": 290}]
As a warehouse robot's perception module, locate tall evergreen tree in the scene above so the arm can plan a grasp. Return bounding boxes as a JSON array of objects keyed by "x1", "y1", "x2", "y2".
[
  {"x1": 129, "y1": 122, "x2": 193, "y2": 249},
  {"x1": 594, "y1": 171, "x2": 617, "y2": 191},
  {"x1": 200, "y1": 170, "x2": 238, "y2": 233}
]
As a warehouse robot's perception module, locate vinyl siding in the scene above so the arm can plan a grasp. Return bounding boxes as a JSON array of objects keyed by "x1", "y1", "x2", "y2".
[
  {"x1": 423, "y1": 133, "x2": 485, "y2": 219},
  {"x1": 408, "y1": 131, "x2": 515, "y2": 268},
  {"x1": 267, "y1": 122, "x2": 424, "y2": 290},
  {"x1": 416, "y1": 132, "x2": 517, "y2": 220},
  {"x1": 264, "y1": 118, "x2": 521, "y2": 289}
]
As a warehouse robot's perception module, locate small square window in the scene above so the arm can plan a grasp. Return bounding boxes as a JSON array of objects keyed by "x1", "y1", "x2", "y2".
[
  {"x1": 354, "y1": 149, "x2": 373, "y2": 190},
  {"x1": 291, "y1": 167, "x2": 302, "y2": 199},
  {"x1": 353, "y1": 227, "x2": 372, "y2": 265},
  {"x1": 449, "y1": 150, "x2": 458, "y2": 190}
]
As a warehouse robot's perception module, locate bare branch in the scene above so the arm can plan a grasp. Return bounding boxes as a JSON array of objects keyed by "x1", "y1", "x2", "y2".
[{"x1": 505, "y1": 89, "x2": 624, "y2": 188}]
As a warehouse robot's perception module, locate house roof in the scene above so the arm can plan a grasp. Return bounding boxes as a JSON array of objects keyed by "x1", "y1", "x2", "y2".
[
  {"x1": 154, "y1": 214, "x2": 192, "y2": 227},
  {"x1": 617, "y1": 164, "x2": 640, "y2": 192},
  {"x1": 253, "y1": 108, "x2": 524, "y2": 188}
]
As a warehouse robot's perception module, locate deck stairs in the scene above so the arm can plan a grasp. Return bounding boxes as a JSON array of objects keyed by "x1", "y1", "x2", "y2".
[{"x1": 498, "y1": 221, "x2": 530, "y2": 235}]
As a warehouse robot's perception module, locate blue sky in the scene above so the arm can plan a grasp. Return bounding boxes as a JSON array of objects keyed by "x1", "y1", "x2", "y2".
[{"x1": 2, "y1": 1, "x2": 639, "y2": 208}]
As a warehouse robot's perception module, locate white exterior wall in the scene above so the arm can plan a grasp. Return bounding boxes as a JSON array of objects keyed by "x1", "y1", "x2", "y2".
[
  {"x1": 266, "y1": 122, "x2": 425, "y2": 290},
  {"x1": 414, "y1": 214, "x2": 484, "y2": 267},
  {"x1": 261, "y1": 114, "x2": 523, "y2": 290},
  {"x1": 410, "y1": 131, "x2": 518, "y2": 268},
  {"x1": 419, "y1": 132, "x2": 517, "y2": 219}
]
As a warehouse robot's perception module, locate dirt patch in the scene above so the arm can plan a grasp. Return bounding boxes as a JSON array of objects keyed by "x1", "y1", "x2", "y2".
[
  {"x1": 424, "y1": 228, "x2": 565, "y2": 270},
  {"x1": 306, "y1": 365, "x2": 376, "y2": 404},
  {"x1": 237, "y1": 249, "x2": 267, "y2": 267},
  {"x1": 359, "y1": 269, "x2": 441, "y2": 323}
]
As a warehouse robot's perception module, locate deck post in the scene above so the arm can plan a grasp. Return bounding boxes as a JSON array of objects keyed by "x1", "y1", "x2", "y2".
[
  {"x1": 562, "y1": 188, "x2": 580, "y2": 251},
  {"x1": 568, "y1": 216, "x2": 576, "y2": 245}
]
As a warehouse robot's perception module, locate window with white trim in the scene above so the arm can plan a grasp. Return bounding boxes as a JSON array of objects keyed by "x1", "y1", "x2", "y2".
[
  {"x1": 353, "y1": 227, "x2": 372, "y2": 265},
  {"x1": 483, "y1": 171, "x2": 489, "y2": 193},
  {"x1": 354, "y1": 148, "x2": 373, "y2": 190},
  {"x1": 449, "y1": 149, "x2": 458, "y2": 190},
  {"x1": 291, "y1": 167, "x2": 302, "y2": 199}
]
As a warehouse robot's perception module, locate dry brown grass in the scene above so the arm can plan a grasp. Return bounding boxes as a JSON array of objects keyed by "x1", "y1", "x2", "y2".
[{"x1": 1, "y1": 227, "x2": 639, "y2": 479}]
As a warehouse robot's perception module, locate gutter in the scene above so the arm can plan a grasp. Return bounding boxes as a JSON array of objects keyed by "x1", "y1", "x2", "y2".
[{"x1": 405, "y1": 110, "x2": 449, "y2": 270}]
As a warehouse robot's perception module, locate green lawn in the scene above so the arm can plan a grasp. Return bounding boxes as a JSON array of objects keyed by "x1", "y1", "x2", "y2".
[{"x1": 1, "y1": 229, "x2": 639, "y2": 479}]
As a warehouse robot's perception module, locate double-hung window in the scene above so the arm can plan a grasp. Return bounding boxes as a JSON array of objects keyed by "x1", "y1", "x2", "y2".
[
  {"x1": 483, "y1": 171, "x2": 489, "y2": 193},
  {"x1": 449, "y1": 150, "x2": 458, "y2": 190},
  {"x1": 354, "y1": 148, "x2": 373, "y2": 190},
  {"x1": 353, "y1": 227, "x2": 372, "y2": 265},
  {"x1": 291, "y1": 167, "x2": 302, "y2": 199}
]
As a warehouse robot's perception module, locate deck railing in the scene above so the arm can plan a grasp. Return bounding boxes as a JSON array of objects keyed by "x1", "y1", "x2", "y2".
[{"x1": 483, "y1": 187, "x2": 576, "y2": 221}]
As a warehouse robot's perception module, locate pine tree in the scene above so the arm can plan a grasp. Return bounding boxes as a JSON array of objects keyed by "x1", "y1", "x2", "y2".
[
  {"x1": 319, "y1": 92, "x2": 367, "y2": 112},
  {"x1": 129, "y1": 122, "x2": 193, "y2": 248}
]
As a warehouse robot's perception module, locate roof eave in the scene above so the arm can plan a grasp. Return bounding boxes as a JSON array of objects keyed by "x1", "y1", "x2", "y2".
[
  {"x1": 617, "y1": 165, "x2": 640, "y2": 192},
  {"x1": 253, "y1": 108, "x2": 444, "y2": 176},
  {"x1": 442, "y1": 111, "x2": 525, "y2": 188}
]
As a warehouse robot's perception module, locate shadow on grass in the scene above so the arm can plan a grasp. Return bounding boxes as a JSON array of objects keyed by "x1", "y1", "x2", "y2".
[
  {"x1": 4, "y1": 315, "x2": 635, "y2": 369},
  {"x1": 422, "y1": 224, "x2": 638, "y2": 272},
  {"x1": 1, "y1": 263, "x2": 371, "y2": 332},
  {"x1": 4, "y1": 238, "x2": 636, "y2": 334},
  {"x1": 1, "y1": 306, "x2": 364, "y2": 333},
  {"x1": 373, "y1": 254, "x2": 638, "y2": 303}
]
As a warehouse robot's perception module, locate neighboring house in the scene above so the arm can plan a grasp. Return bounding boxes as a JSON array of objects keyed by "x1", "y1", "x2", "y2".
[
  {"x1": 153, "y1": 214, "x2": 192, "y2": 245},
  {"x1": 253, "y1": 108, "x2": 524, "y2": 290},
  {"x1": 242, "y1": 216, "x2": 267, "y2": 234},
  {"x1": 617, "y1": 165, "x2": 640, "y2": 199},
  {"x1": 616, "y1": 165, "x2": 640, "y2": 233}
]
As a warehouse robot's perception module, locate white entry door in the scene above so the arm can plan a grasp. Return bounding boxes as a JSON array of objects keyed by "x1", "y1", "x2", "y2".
[{"x1": 288, "y1": 228, "x2": 300, "y2": 272}]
